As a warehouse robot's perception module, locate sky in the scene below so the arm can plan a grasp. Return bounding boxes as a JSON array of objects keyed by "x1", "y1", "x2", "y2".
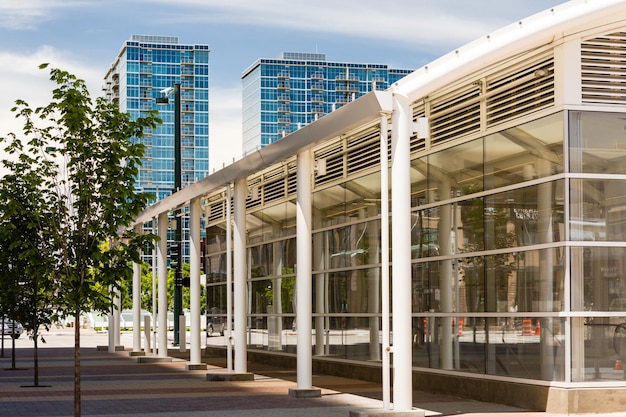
[{"x1": 0, "y1": 0, "x2": 566, "y2": 170}]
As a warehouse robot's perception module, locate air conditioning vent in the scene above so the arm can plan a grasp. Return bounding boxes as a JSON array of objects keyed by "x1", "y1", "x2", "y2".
[{"x1": 582, "y1": 32, "x2": 626, "y2": 105}]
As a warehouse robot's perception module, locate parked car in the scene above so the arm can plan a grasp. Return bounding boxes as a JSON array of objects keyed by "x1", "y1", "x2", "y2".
[{"x1": 1, "y1": 319, "x2": 23, "y2": 339}]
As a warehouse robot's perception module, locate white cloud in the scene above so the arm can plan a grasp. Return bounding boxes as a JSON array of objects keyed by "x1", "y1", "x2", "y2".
[
  {"x1": 0, "y1": 0, "x2": 90, "y2": 30},
  {"x1": 145, "y1": 0, "x2": 556, "y2": 50},
  {"x1": 209, "y1": 86, "x2": 242, "y2": 171},
  {"x1": 0, "y1": 46, "x2": 104, "y2": 138}
]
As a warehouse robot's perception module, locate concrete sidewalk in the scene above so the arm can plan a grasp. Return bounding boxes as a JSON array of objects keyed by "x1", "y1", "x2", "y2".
[{"x1": 0, "y1": 333, "x2": 624, "y2": 417}]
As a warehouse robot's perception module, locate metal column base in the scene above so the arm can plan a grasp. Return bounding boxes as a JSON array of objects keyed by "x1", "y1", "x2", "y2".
[
  {"x1": 185, "y1": 363, "x2": 207, "y2": 371},
  {"x1": 350, "y1": 410, "x2": 425, "y2": 417},
  {"x1": 136, "y1": 356, "x2": 173, "y2": 363},
  {"x1": 206, "y1": 372, "x2": 254, "y2": 381},
  {"x1": 97, "y1": 345, "x2": 124, "y2": 352},
  {"x1": 288, "y1": 388, "x2": 322, "y2": 398}
]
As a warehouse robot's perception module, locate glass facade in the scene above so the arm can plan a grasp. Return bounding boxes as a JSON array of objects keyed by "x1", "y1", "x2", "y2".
[
  {"x1": 204, "y1": 109, "x2": 626, "y2": 384},
  {"x1": 241, "y1": 52, "x2": 413, "y2": 155},
  {"x1": 130, "y1": 9, "x2": 626, "y2": 413},
  {"x1": 104, "y1": 35, "x2": 210, "y2": 202}
]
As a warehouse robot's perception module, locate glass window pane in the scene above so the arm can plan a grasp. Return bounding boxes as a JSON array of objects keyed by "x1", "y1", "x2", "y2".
[
  {"x1": 412, "y1": 316, "x2": 565, "y2": 381},
  {"x1": 428, "y1": 139, "x2": 484, "y2": 198},
  {"x1": 484, "y1": 180, "x2": 565, "y2": 250},
  {"x1": 411, "y1": 207, "x2": 452, "y2": 259},
  {"x1": 570, "y1": 179, "x2": 626, "y2": 242},
  {"x1": 485, "y1": 112, "x2": 564, "y2": 189},
  {"x1": 570, "y1": 111, "x2": 626, "y2": 174},
  {"x1": 571, "y1": 246, "x2": 626, "y2": 312}
]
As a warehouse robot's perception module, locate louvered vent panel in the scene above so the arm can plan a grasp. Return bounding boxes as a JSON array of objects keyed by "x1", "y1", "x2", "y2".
[
  {"x1": 287, "y1": 166, "x2": 297, "y2": 197},
  {"x1": 263, "y1": 178, "x2": 286, "y2": 204},
  {"x1": 582, "y1": 32, "x2": 626, "y2": 104},
  {"x1": 318, "y1": 153, "x2": 345, "y2": 185},
  {"x1": 429, "y1": 84, "x2": 480, "y2": 147},
  {"x1": 208, "y1": 200, "x2": 225, "y2": 223},
  {"x1": 486, "y1": 54, "x2": 554, "y2": 126},
  {"x1": 411, "y1": 104, "x2": 426, "y2": 153},
  {"x1": 346, "y1": 129, "x2": 379, "y2": 175},
  {"x1": 315, "y1": 142, "x2": 344, "y2": 187},
  {"x1": 246, "y1": 179, "x2": 262, "y2": 210},
  {"x1": 261, "y1": 166, "x2": 288, "y2": 204}
]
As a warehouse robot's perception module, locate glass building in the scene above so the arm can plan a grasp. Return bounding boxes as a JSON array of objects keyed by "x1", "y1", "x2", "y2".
[
  {"x1": 131, "y1": 2, "x2": 626, "y2": 414},
  {"x1": 241, "y1": 52, "x2": 412, "y2": 155},
  {"x1": 103, "y1": 35, "x2": 210, "y2": 202}
]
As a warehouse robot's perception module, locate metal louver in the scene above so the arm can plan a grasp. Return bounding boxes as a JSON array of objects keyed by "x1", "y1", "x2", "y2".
[
  {"x1": 314, "y1": 142, "x2": 344, "y2": 186},
  {"x1": 486, "y1": 54, "x2": 554, "y2": 126},
  {"x1": 582, "y1": 32, "x2": 626, "y2": 105},
  {"x1": 207, "y1": 198, "x2": 226, "y2": 223},
  {"x1": 429, "y1": 83, "x2": 481, "y2": 147},
  {"x1": 314, "y1": 125, "x2": 381, "y2": 188},
  {"x1": 346, "y1": 128, "x2": 380, "y2": 175},
  {"x1": 411, "y1": 103, "x2": 426, "y2": 153}
]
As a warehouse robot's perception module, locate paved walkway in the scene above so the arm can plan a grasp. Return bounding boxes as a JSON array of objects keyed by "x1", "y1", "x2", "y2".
[{"x1": 1, "y1": 330, "x2": 625, "y2": 417}]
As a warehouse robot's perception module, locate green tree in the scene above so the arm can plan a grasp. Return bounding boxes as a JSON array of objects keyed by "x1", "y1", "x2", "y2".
[
  {"x1": 134, "y1": 261, "x2": 197, "y2": 313},
  {"x1": 0, "y1": 65, "x2": 159, "y2": 417},
  {"x1": 0, "y1": 163, "x2": 58, "y2": 384}
]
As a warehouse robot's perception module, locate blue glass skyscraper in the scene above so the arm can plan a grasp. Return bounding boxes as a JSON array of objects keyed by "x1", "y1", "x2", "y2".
[
  {"x1": 241, "y1": 52, "x2": 413, "y2": 154},
  {"x1": 104, "y1": 35, "x2": 210, "y2": 201}
]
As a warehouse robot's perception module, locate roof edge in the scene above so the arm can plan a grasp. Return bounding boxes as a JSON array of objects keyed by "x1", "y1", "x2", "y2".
[
  {"x1": 392, "y1": 0, "x2": 626, "y2": 102},
  {"x1": 133, "y1": 90, "x2": 392, "y2": 225}
]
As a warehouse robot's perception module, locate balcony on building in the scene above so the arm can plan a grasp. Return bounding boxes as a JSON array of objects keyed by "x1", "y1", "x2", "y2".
[
  {"x1": 335, "y1": 74, "x2": 360, "y2": 82},
  {"x1": 310, "y1": 81, "x2": 324, "y2": 91},
  {"x1": 311, "y1": 94, "x2": 324, "y2": 104},
  {"x1": 335, "y1": 83, "x2": 359, "y2": 93}
]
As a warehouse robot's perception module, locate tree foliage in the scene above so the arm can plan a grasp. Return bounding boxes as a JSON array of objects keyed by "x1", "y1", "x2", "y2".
[{"x1": 0, "y1": 65, "x2": 159, "y2": 416}]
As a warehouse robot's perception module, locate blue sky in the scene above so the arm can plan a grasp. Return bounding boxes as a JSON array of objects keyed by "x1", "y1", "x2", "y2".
[{"x1": 0, "y1": 0, "x2": 564, "y2": 168}]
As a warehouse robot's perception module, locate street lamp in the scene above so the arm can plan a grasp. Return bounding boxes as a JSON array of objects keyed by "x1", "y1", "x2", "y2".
[{"x1": 157, "y1": 83, "x2": 183, "y2": 346}]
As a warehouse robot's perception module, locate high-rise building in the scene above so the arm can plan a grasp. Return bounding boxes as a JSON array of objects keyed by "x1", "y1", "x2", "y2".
[
  {"x1": 241, "y1": 52, "x2": 413, "y2": 155},
  {"x1": 104, "y1": 35, "x2": 210, "y2": 202}
]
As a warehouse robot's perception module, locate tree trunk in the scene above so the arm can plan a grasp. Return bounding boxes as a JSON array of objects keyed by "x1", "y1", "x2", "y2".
[
  {"x1": 74, "y1": 314, "x2": 81, "y2": 417},
  {"x1": 11, "y1": 331, "x2": 16, "y2": 369},
  {"x1": 33, "y1": 326, "x2": 39, "y2": 386}
]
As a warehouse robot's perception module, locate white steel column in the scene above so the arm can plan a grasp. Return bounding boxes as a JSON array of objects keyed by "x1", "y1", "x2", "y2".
[
  {"x1": 157, "y1": 211, "x2": 169, "y2": 357},
  {"x1": 233, "y1": 178, "x2": 248, "y2": 373},
  {"x1": 226, "y1": 184, "x2": 233, "y2": 372},
  {"x1": 380, "y1": 113, "x2": 391, "y2": 409},
  {"x1": 152, "y1": 218, "x2": 158, "y2": 354},
  {"x1": 391, "y1": 93, "x2": 413, "y2": 411},
  {"x1": 132, "y1": 226, "x2": 142, "y2": 353},
  {"x1": 107, "y1": 286, "x2": 118, "y2": 353},
  {"x1": 439, "y1": 180, "x2": 453, "y2": 370},
  {"x1": 114, "y1": 292, "x2": 121, "y2": 348},
  {"x1": 289, "y1": 149, "x2": 321, "y2": 398},
  {"x1": 188, "y1": 198, "x2": 202, "y2": 366}
]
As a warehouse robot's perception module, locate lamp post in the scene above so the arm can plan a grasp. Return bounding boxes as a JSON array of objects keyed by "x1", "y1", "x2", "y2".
[{"x1": 157, "y1": 83, "x2": 183, "y2": 346}]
